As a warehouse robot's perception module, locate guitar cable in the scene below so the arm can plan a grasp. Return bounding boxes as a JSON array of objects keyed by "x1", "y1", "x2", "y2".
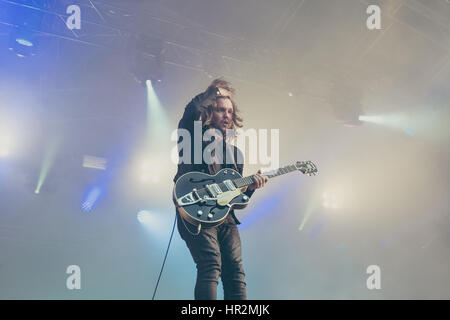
[
  {"x1": 151, "y1": 213, "x2": 177, "y2": 300},
  {"x1": 180, "y1": 212, "x2": 202, "y2": 236}
]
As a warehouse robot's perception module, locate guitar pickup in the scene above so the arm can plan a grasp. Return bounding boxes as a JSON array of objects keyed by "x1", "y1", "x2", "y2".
[
  {"x1": 206, "y1": 183, "x2": 222, "y2": 197},
  {"x1": 223, "y1": 179, "x2": 236, "y2": 191}
]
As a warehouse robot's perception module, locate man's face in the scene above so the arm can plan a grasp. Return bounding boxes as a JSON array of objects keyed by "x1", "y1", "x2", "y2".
[{"x1": 211, "y1": 97, "x2": 233, "y2": 134}]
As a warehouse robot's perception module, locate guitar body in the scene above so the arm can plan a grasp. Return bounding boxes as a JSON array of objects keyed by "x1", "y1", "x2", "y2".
[
  {"x1": 173, "y1": 160, "x2": 318, "y2": 231},
  {"x1": 174, "y1": 168, "x2": 250, "y2": 228}
]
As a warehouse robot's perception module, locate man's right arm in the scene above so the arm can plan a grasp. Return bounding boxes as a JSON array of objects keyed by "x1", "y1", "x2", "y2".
[
  {"x1": 174, "y1": 87, "x2": 221, "y2": 183},
  {"x1": 177, "y1": 87, "x2": 221, "y2": 130}
]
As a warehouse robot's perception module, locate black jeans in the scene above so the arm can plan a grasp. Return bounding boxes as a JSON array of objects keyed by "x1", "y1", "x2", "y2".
[{"x1": 176, "y1": 211, "x2": 247, "y2": 300}]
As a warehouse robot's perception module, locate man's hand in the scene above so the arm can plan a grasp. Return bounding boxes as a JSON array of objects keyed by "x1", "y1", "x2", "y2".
[
  {"x1": 206, "y1": 86, "x2": 232, "y2": 100},
  {"x1": 201, "y1": 86, "x2": 232, "y2": 111},
  {"x1": 217, "y1": 87, "x2": 232, "y2": 98},
  {"x1": 248, "y1": 170, "x2": 268, "y2": 191}
]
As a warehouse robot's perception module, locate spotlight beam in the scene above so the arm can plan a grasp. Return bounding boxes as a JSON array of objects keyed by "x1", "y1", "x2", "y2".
[
  {"x1": 146, "y1": 80, "x2": 170, "y2": 144},
  {"x1": 35, "y1": 136, "x2": 63, "y2": 194}
]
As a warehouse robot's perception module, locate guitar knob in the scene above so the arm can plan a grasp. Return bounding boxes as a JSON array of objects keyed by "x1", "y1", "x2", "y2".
[
  {"x1": 207, "y1": 213, "x2": 213, "y2": 219},
  {"x1": 197, "y1": 210, "x2": 203, "y2": 216},
  {"x1": 243, "y1": 195, "x2": 248, "y2": 201}
]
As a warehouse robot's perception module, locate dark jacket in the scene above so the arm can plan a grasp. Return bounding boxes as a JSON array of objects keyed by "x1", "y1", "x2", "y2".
[{"x1": 173, "y1": 90, "x2": 255, "y2": 224}]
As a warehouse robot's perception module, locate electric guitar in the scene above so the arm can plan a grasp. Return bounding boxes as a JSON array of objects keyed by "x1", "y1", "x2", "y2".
[{"x1": 173, "y1": 161, "x2": 318, "y2": 231}]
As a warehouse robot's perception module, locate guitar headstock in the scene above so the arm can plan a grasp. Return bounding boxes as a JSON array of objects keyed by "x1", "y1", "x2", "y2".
[{"x1": 295, "y1": 161, "x2": 318, "y2": 176}]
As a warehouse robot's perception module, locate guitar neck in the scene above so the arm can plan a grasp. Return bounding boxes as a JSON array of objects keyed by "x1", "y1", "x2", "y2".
[{"x1": 233, "y1": 164, "x2": 298, "y2": 188}]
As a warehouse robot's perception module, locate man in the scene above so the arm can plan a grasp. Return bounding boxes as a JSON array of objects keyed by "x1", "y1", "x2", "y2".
[{"x1": 173, "y1": 78, "x2": 268, "y2": 300}]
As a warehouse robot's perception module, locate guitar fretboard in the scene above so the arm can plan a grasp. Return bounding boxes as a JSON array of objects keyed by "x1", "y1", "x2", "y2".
[{"x1": 233, "y1": 165, "x2": 298, "y2": 188}]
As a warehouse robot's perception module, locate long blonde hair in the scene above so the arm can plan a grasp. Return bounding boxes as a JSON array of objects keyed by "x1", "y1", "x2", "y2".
[{"x1": 200, "y1": 78, "x2": 243, "y2": 133}]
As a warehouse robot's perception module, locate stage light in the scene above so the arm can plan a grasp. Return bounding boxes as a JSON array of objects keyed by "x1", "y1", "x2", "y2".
[
  {"x1": 7, "y1": 0, "x2": 49, "y2": 57},
  {"x1": 14, "y1": 28, "x2": 35, "y2": 47},
  {"x1": 298, "y1": 200, "x2": 319, "y2": 231},
  {"x1": 358, "y1": 115, "x2": 383, "y2": 123},
  {"x1": 137, "y1": 210, "x2": 152, "y2": 224},
  {"x1": 146, "y1": 79, "x2": 170, "y2": 144},
  {"x1": 81, "y1": 186, "x2": 102, "y2": 212},
  {"x1": 16, "y1": 38, "x2": 34, "y2": 47},
  {"x1": 139, "y1": 160, "x2": 160, "y2": 184},
  {"x1": 136, "y1": 210, "x2": 170, "y2": 242},
  {"x1": 83, "y1": 155, "x2": 107, "y2": 170},
  {"x1": 35, "y1": 137, "x2": 62, "y2": 195},
  {"x1": 129, "y1": 34, "x2": 164, "y2": 86},
  {"x1": 358, "y1": 113, "x2": 415, "y2": 137},
  {"x1": 323, "y1": 192, "x2": 338, "y2": 209}
]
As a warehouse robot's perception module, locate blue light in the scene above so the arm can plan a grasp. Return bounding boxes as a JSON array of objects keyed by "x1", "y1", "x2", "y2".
[
  {"x1": 16, "y1": 38, "x2": 34, "y2": 47},
  {"x1": 309, "y1": 219, "x2": 325, "y2": 238},
  {"x1": 81, "y1": 186, "x2": 103, "y2": 212}
]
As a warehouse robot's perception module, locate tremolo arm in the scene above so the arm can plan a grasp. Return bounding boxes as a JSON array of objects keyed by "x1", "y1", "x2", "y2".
[{"x1": 176, "y1": 188, "x2": 216, "y2": 207}]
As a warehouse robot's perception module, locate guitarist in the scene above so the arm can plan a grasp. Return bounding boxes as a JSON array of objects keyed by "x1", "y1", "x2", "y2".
[{"x1": 173, "y1": 78, "x2": 268, "y2": 300}]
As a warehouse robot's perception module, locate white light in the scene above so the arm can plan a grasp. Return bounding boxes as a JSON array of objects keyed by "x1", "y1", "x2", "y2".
[
  {"x1": 323, "y1": 191, "x2": 339, "y2": 210},
  {"x1": 0, "y1": 135, "x2": 11, "y2": 157},
  {"x1": 83, "y1": 155, "x2": 107, "y2": 170},
  {"x1": 358, "y1": 115, "x2": 383, "y2": 123},
  {"x1": 139, "y1": 159, "x2": 161, "y2": 184},
  {"x1": 137, "y1": 210, "x2": 152, "y2": 224},
  {"x1": 140, "y1": 174, "x2": 159, "y2": 184}
]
